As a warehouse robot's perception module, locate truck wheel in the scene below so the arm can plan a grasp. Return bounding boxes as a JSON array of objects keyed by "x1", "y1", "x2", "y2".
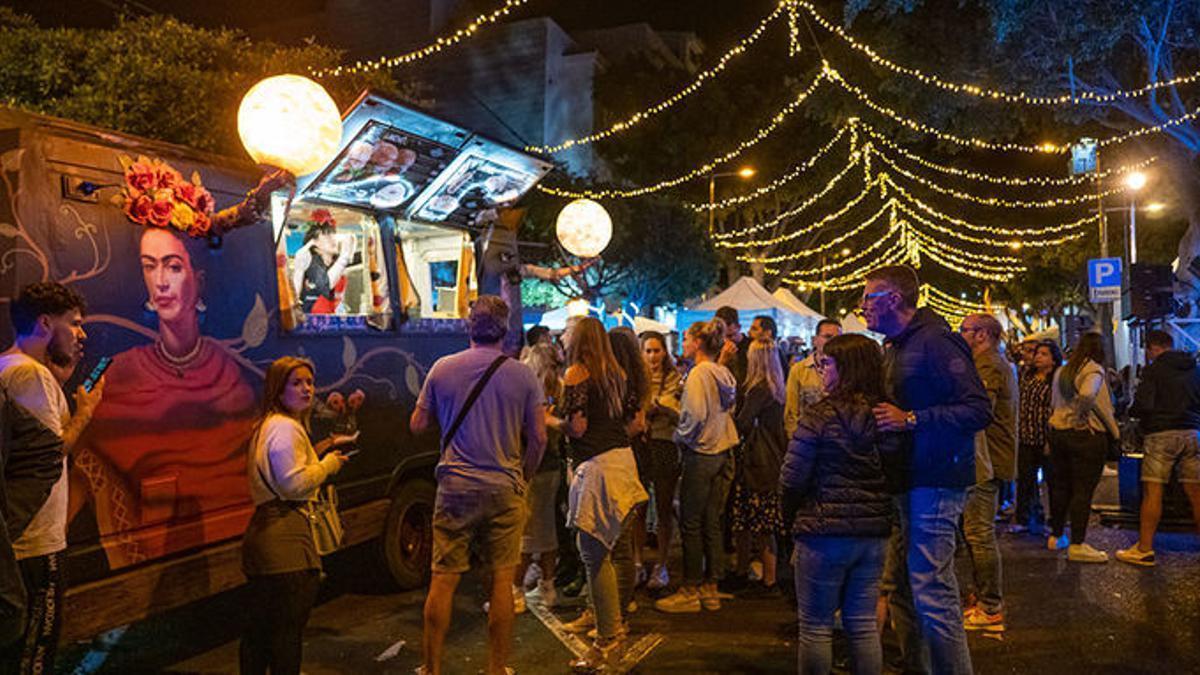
[{"x1": 382, "y1": 479, "x2": 435, "y2": 589}]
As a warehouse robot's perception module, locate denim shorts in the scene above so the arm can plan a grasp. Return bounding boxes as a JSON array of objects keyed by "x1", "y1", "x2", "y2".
[
  {"x1": 431, "y1": 483, "x2": 527, "y2": 574},
  {"x1": 1142, "y1": 429, "x2": 1200, "y2": 484}
]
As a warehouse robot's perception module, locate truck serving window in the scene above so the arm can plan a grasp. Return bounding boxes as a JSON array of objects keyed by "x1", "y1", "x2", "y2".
[
  {"x1": 274, "y1": 203, "x2": 392, "y2": 334},
  {"x1": 392, "y1": 219, "x2": 475, "y2": 323}
]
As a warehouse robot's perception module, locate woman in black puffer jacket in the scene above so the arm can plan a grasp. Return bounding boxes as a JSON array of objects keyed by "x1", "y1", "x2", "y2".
[{"x1": 780, "y1": 333, "x2": 896, "y2": 675}]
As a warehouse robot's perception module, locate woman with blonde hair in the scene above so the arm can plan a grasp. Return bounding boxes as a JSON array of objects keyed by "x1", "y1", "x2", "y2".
[
  {"x1": 241, "y1": 357, "x2": 355, "y2": 675},
  {"x1": 729, "y1": 338, "x2": 788, "y2": 595},
  {"x1": 654, "y1": 318, "x2": 738, "y2": 614},
  {"x1": 556, "y1": 317, "x2": 647, "y2": 669}
]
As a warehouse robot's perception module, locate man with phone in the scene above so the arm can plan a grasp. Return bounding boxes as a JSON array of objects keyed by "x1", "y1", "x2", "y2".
[{"x1": 0, "y1": 282, "x2": 104, "y2": 674}]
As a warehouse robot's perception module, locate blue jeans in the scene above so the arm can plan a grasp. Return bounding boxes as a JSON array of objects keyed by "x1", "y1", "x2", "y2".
[
  {"x1": 679, "y1": 449, "x2": 734, "y2": 586},
  {"x1": 887, "y1": 488, "x2": 974, "y2": 675},
  {"x1": 958, "y1": 479, "x2": 1003, "y2": 614},
  {"x1": 793, "y1": 536, "x2": 886, "y2": 675}
]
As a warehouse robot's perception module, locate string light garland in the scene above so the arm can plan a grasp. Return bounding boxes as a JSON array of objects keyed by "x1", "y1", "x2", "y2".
[
  {"x1": 923, "y1": 284, "x2": 992, "y2": 312},
  {"x1": 536, "y1": 72, "x2": 828, "y2": 200},
  {"x1": 527, "y1": 1, "x2": 792, "y2": 154},
  {"x1": 826, "y1": 64, "x2": 1200, "y2": 154},
  {"x1": 908, "y1": 228, "x2": 1024, "y2": 266},
  {"x1": 887, "y1": 179, "x2": 1095, "y2": 239},
  {"x1": 911, "y1": 232, "x2": 1025, "y2": 275},
  {"x1": 311, "y1": 0, "x2": 532, "y2": 78},
  {"x1": 824, "y1": 66, "x2": 1067, "y2": 154},
  {"x1": 778, "y1": 238, "x2": 908, "y2": 287},
  {"x1": 859, "y1": 124, "x2": 1159, "y2": 187},
  {"x1": 874, "y1": 149, "x2": 1128, "y2": 208},
  {"x1": 713, "y1": 159, "x2": 865, "y2": 241},
  {"x1": 737, "y1": 202, "x2": 894, "y2": 262},
  {"x1": 693, "y1": 126, "x2": 852, "y2": 211},
  {"x1": 716, "y1": 176, "x2": 882, "y2": 246},
  {"x1": 793, "y1": 0, "x2": 1200, "y2": 106},
  {"x1": 893, "y1": 197, "x2": 1088, "y2": 248}
]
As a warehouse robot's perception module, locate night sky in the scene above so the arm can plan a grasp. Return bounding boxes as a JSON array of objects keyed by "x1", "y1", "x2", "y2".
[{"x1": 6, "y1": 0, "x2": 779, "y2": 48}]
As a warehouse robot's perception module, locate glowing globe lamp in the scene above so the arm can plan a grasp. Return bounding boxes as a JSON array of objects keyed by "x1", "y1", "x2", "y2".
[
  {"x1": 238, "y1": 75, "x2": 343, "y2": 177},
  {"x1": 556, "y1": 199, "x2": 612, "y2": 258}
]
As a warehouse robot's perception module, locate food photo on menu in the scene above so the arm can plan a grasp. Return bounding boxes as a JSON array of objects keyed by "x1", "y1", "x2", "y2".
[
  {"x1": 306, "y1": 120, "x2": 458, "y2": 211},
  {"x1": 411, "y1": 154, "x2": 541, "y2": 227}
]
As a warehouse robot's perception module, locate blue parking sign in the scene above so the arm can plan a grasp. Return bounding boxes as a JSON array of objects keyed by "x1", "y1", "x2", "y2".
[{"x1": 1087, "y1": 257, "x2": 1122, "y2": 302}]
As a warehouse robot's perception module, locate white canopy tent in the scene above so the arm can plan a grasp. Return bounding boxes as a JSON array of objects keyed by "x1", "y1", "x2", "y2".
[
  {"x1": 771, "y1": 288, "x2": 825, "y2": 319},
  {"x1": 677, "y1": 276, "x2": 822, "y2": 339}
]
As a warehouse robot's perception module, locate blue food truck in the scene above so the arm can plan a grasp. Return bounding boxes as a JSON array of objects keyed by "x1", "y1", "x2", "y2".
[{"x1": 0, "y1": 90, "x2": 553, "y2": 640}]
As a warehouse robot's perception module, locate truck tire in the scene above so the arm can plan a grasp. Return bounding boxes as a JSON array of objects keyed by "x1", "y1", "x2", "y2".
[{"x1": 382, "y1": 478, "x2": 435, "y2": 589}]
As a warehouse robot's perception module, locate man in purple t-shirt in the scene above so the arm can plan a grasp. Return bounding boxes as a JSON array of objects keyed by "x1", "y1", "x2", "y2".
[{"x1": 411, "y1": 295, "x2": 546, "y2": 675}]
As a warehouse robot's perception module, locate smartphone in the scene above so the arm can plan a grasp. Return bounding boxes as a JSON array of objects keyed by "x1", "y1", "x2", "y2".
[
  {"x1": 82, "y1": 356, "x2": 112, "y2": 392},
  {"x1": 341, "y1": 449, "x2": 360, "y2": 459}
]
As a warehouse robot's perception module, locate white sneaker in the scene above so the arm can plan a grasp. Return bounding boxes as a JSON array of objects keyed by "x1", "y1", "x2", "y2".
[
  {"x1": 531, "y1": 579, "x2": 558, "y2": 608},
  {"x1": 646, "y1": 563, "x2": 670, "y2": 590},
  {"x1": 1067, "y1": 543, "x2": 1109, "y2": 563},
  {"x1": 1047, "y1": 534, "x2": 1069, "y2": 551},
  {"x1": 523, "y1": 562, "x2": 542, "y2": 589}
]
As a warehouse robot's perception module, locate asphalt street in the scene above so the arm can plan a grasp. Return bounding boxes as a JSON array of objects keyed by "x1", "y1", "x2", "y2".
[{"x1": 58, "y1": 502, "x2": 1199, "y2": 674}]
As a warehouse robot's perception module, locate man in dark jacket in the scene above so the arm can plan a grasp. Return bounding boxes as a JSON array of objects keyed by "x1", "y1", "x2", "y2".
[
  {"x1": 1116, "y1": 330, "x2": 1200, "y2": 567},
  {"x1": 862, "y1": 265, "x2": 992, "y2": 675}
]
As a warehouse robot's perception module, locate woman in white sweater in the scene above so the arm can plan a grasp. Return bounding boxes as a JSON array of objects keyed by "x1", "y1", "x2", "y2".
[
  {"x1": 240, "y1": 357, "x2": 353, "y2": 675},
  {"x1": 1047, "y1": 333, "x2": 1118, "y2": 563}
]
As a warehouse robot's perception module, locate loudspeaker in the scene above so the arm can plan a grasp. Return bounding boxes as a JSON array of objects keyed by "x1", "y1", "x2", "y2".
[{"x1": 1124, "y1": 263, "x2": 1174, "y2": 321}]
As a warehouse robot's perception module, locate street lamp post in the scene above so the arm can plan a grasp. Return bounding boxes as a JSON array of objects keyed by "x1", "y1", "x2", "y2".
[
  {"x1": 1125, "y1": 171, "x2": 1147, "y2": 265},
  {"x1": 706, "y1": 167, "x2": 756, "y2": 235}
]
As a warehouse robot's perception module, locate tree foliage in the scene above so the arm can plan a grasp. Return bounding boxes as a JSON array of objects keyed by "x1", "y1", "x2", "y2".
[{"x1": 0, "y1": 10, "x2": 405, "y2": 157}]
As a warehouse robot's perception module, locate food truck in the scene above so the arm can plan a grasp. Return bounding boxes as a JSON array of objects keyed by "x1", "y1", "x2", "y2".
[{"x1": 0, "y1": 90, "x2": 554, "y2": 640}]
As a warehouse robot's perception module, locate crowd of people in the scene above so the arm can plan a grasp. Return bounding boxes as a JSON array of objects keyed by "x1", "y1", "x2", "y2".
[{"x1": 3, "y1": 258, "x2": 1200, "y2": 675}]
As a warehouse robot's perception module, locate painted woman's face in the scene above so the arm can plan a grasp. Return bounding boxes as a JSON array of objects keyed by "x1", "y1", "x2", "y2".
[
  {"x1": 280, "y1": 366, "x2": 315, "y2": 416},
  {"x1": 140, "y1": 228, "x2": 198, "y2": 326}
]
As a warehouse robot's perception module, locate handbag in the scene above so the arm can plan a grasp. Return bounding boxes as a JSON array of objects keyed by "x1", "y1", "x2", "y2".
[
  {"x1": 305, "y1": 484, "x2": 344, "y2": 556},
  {"x1": 255, "y1": 449, "x2": 345, "y2": 556}
]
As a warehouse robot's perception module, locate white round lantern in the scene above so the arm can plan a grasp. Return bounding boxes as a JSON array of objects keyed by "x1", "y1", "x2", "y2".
[
  {"x1": 238, "y1": 75, "x2": 343, "y2": 177},
  {"x1": 556, "y1": 199, "x2": 612, "y2": 258}
]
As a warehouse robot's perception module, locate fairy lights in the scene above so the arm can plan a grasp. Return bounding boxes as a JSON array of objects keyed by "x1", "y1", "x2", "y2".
[
  {"x1": 311, "y1": 0, "x2": 532, "y2": 78},
  {"x1": 736, "y1": 202, "x2": 894, "y2": 262},
  {"x1": 538, "y1": 72, "x2": 828, "y2": 199},
  {"x1": 826, "y1": 64, "x2": 1200, "y2": 154},
  {"x1": 890, "y1": 186, "x2": 1094, "y2": 240},
  {"x1": 715, "y1": 176, "x2": 882, "y2": 246},
  {"x1": 692, "y1": 127, "x2": 852, "y2": 211},
  {"x1": 892, "y1": 198, "x2": 1087, "y2": 248},
  {"x1": 859, "y1": 124, "x2": 1159, "y2": 187},
  {"x1": 527, "y1": 2, "x2": 792, "y2": 154},
  {"x1": 794, "y1": 0, "x2": 1200, "y2": 107},
  {"x1": 824, "y1": 66, "x2": 1067, "y2": 154},
  {"x1": 874, "y1": 149, "x2": 1128, "y2": 208}
]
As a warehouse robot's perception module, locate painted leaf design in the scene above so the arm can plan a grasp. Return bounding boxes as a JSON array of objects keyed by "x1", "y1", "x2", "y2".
[
  {"x1": 405, "y1": 364, "x2": 421, "y2": 397},
  {"x1": 241, "y1": 294, "x2": 268, "y2": 348},
  {"x1": 0, "y1": 222, "x2": 18, "y2": 238},
  {"x1": 342, "y1": 336, "x2": 357, "y2": 372},
  {"x1": 1, "y1": 149, "x2": 24, "y2": 172}
]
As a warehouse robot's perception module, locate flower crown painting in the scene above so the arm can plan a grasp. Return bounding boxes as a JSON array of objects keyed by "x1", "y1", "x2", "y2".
[{"x1": 114, "y1": 155, "x2": 217, "y2": 238}]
